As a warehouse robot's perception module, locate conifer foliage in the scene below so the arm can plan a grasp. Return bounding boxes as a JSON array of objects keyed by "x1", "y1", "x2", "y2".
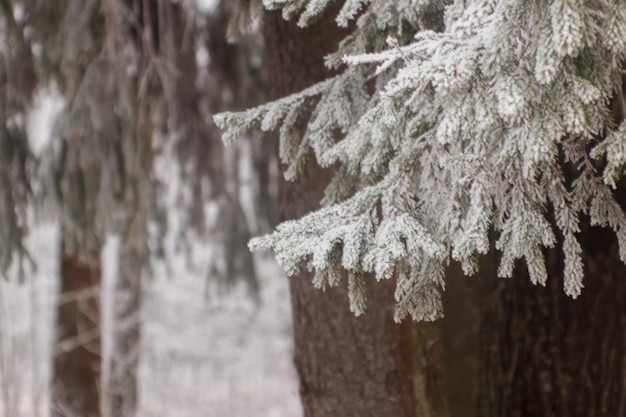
[{"x1": 216, "y1": 0, "x2": 626, "y2": 321}]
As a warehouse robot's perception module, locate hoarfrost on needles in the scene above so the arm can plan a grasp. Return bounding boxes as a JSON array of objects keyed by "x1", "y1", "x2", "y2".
[{"x1": 216, "y1": 0, "x2": 626, "y2": 321}]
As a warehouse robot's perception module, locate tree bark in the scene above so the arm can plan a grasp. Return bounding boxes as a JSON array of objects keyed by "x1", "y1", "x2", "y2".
[
  {"x1": 440, "y1": 262, "x2": 480, "y2": 417},
  {"x1": 478, "y1": 219, "x2": 626, "y2": 417},
  {"x1": 264, "y1": 9, "x2": 449, "y2": 417},
  {"x1": 53, "y1": 250, "x2": 101, "y2": 417}
]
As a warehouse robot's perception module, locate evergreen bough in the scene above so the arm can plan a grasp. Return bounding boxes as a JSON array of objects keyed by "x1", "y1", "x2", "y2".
[{"x1": 215, "y1": 0, "x2": 626, "y2": 321}]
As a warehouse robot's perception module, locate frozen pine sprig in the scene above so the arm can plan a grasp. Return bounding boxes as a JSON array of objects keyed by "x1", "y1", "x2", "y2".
[
  {"x1": 348, "y1": 272, "x2": 368, "y2": 316},
  {"x1": 451, "y1": 176, "x2": 492, "y2": 276},
  {"x1": 214, "y1": 74, "x2": 364, "y2": 180},
  {"x1": 218, "y1": 0, "x2": 626, "y2": 320},
  {"x1": 213, "y1": 76, "x2": 337, "y2": 146},
  {"x1": 591, "y1": 123, "x2": 626, "y2": 189},
  {"x1": 494, "y1": 183, "x2": 557, "y2": 286},
  {"x1": 603, "y1": 3, "x2": 626, "y2": 54},
  {"x1": 248, "y1": 183, "x2": 380, "y2": 277},
  {"x1": 296, "y1": 0, "x2": 334, "y2": 26},
  {"x1": 550, "y1": 0, "x2": 588, "y2": 57},
  {"x1": 542, "y1": 163, "x2": 584, "y2": 297},
  {"x1": 336, "y1": 0, "x2": 370, "y2": 27},
  {"x1": 394, "y1": 259, "x2": 445, "y2": 322}
]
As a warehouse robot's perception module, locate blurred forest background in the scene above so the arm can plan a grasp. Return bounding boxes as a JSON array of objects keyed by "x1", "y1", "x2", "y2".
[{"x1": 0, "y1": 0, "x2": 300, "y2": 416}]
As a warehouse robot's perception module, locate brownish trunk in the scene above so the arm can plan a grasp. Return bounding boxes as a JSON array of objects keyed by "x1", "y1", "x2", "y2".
[
  {"x1": 440, "y1": 263, "x2": 480, "y2": 417},
  {"x1": 264, "y1": 9, "x2": 448, "y2": 417},
  {"x1": 478, "y1": 222, "x2": 626, "y2": 417},
  {"x1": 53, "y1": 249, "x2": 101, "y2": 417}
]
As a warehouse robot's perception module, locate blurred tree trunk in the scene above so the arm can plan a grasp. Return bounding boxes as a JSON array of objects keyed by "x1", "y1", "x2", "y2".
[
  {"x1": 53, "y1": 251, "x2": 101, "y2": 417},
  {"x1": 101, "y1": 2, "x2": 160, "y2": 415},
  {"x1": 263, "y1": 8, "x2": 449, "y2": 417},
  {"x1": 44, "y1": 2, "x2": 105, "y2": 415},
  {"x1": 107, "y1": 210, "x2": 146, "y2": 417}
]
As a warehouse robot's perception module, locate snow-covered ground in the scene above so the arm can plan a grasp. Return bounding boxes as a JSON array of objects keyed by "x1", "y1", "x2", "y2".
[{"x1": 139, "y1": 254, "x2": 300, "y2": 417}]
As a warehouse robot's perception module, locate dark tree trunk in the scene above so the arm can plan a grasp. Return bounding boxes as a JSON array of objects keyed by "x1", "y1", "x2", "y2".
[
  {"x1": 478, "y1": 221, "x2": 626, "y2": 417},
  {"x1": 53, "y1": 250, "x2": 101, "y2": 417},
  {"x1": 263, "y1": 9, "x2": 449, "y2": 417},
  {"x1": 440, "y1": 263, "x2": 480, "y2": 417},
  {"x1": 100, "y1": 2, "x2": 161, "y2": 414}
]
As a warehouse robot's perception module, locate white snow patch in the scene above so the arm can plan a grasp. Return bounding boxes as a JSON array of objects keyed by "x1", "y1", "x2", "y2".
[
  {"x1": 196, "y1": 0, "x2": 219, "y2": 14},
  {"x1": 27, "y1": 87, "x2": 65, "y2": 158},
  {"x1": 0, "y1": 222, "x2": 60, "y2": 417},
  {"x1": 139, "y1": 254, "x2": 301, "y2": 417},
  {"x1": 100, "y1": 234, "x2": 121, "y2": 417}
]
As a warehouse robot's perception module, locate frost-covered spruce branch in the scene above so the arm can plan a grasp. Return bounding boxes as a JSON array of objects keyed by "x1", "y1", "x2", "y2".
[
  {"x1": 249, "y1": 174, "x2": 447, "y2": 321},
  {"x1": 216, "y1": 0, "x2": 626, "y2": 321}
]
